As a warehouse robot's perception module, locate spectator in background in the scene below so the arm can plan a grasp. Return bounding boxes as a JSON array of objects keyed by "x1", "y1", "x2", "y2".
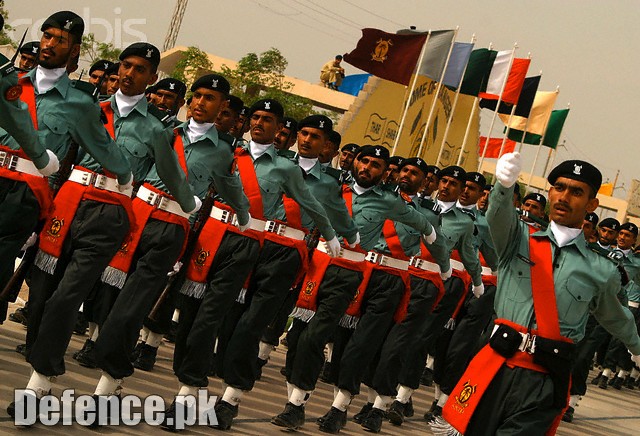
[{"x1": 320, "y1": 55, "x2": 345, "y2": 90}]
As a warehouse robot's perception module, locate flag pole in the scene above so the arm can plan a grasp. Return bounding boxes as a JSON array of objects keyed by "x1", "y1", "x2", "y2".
[
  {"x1": 435, "y1": 34, "x2": 476, "y2": 167},
  {"x1": 391, "y1": 30, "x2": 432, "y2": 156},
  {"x1": 525, "y1": 86, "x2": 559, "y2": 190},
  {"x1": 415, "y1": 27, "x2": 459, "y2": 159},
  {"x1": 478, "y1": 42, "x2": 518, "y2": 171}
]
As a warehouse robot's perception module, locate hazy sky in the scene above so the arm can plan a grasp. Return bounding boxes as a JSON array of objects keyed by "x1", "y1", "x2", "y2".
[{"x1": 5, "y1": 0, "x2": 639, "y2": 199}]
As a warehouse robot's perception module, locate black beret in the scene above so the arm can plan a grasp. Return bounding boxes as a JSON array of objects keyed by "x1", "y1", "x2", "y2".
[
  {"x1": 523, "y1": 192, "x2": 547, "y2": 208},
  {"x1": 89, "y1": 59, "x2": 114, "y2": 74},
  {"x1": 249, "y1": 98, "x2": 284, "y2": 119},
  {"x1": 190, "y1": 74, "x2": 230, "y2": 95},
  {"x1": 155, "y1": 77, "x2": 187, "y2": 98},
  {"x1": 119, "y1": 42, "x2": 160, "y2": 70},
  {"x1": 599, "y1": 217, "x2": 620, "y2": 231},
  {"x1": 400, "y1": 157, "x2": 429, "y2": 176},
  {"x1": 144, "y1": 85, "x2": 156, "y2": 95},
  {"x1": 388, "y1": 156, "x2": 406, "y2": 167},
  {"x1": 105, "y1": 62, "x2": 120, "y2": 76},
  {"x1": 41, "y1": 11, "x2": 84, "y2": 40},
  {"x1": 228, "y1": 95, "x2": 244, "y2": 113},
  {"x1": 584, "y1": 212, "x2": 599, "y2": 225},
  {"x1": 328, "y1": 130, "x2": 341, "y2": 147},
  {"x1": 20, "y1": 41, "x2": 40, "y2": 55},
  {"x1": 466, "y1": 172, "x2": 486, "y2": 188},
  {"x1": 357, "y1": 145, "x2": 389, "y2": 162},
  {"x1": 548, "y1": 160, "x2": 602, "y2": 195},
  {"x1": 280, "y1": 116, "x2": 298, "y2": 133},
  {"x1": 426, "y1": 165, "x2": 440, "y2": 177},
  {"x1": 440, "y1": 165, "x2": 466, "y2": 182},
  {"x1": 298, "y1": 114, "x2": 331, "y2": 133},
  {"x1": 620, "y1": 222, "x2": 638, "y2": 236},
  {"x1": 342, "y1": 143, "x2": 360, "y2": 154}
]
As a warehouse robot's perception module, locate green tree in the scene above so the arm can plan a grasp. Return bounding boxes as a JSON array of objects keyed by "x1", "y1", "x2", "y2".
[
  {"x1": 80, "y1": 33, "x2": 122, "y2": 64},
  {"x1": 0, "y1": 1, "x2": 15, "y2": 47},
  {"x1": 170, "y1": 46, "x2": 213, "y2": 84},
  {"x1": 220, "y1": 47, "x2": 313, "y2": 120}
]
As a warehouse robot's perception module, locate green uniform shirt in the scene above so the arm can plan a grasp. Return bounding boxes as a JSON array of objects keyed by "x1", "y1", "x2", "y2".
[
  {"x1": 0, "y1": 68, "x2": 131, "y2": 183},
  {"x1": 78, "y1": 95, "x2": 194, "y2": 212},
  {"x1": 145, "y1": 122, "x2": 249, "y2": 224},
  {"x1": 275, "y1": 156, "x2": 358, "y2": 242},
  {"x1": 488, "y1": 182, "x2": 640, "y2": 354},
  {"x1": 438, "y1": 202, "x2": 483, "y2": 286},
  {"x1": 242, "y1": 142, "x2": 336, "y2": 240},
  {"x1": 0, "y1": 55, "x2": 49, "y2": 168},
  {"x1": 374, "y1": 194, "x2": 451, "y2": 272},
  {"x1": 348, "y1": 183, "x2": 433, "y2": 252},
  {"x1": 472, "y1": 208, "x2": 499, "y2": 271},
  {"x1": 618, "y1": 250, "x2": 640, "y2": 303}
]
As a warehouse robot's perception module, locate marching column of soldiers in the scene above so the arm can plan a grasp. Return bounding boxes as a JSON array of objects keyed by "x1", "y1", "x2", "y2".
[{"x1": 1, "y1": 10, "x2": 639, "y2": 435}]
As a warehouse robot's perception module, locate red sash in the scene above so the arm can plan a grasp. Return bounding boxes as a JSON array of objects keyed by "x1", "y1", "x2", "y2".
[
  {"x1": 18, "y1": 75, "x2": 38, "y2": 130},
  {"x1": 443, "y1": 228, "x2": 571, "y2": 435},
  {"x1": 449, "y1": 250, "x2": 472, "y2": 320},
  {"x1": 381, "y1": 220, "x2": 413, "y2": 324},
  {"x1": 413, "y1": 242, "x2": 446, "y2": 310},
  {"x1": 234, "y1": 148, "x2": 265, "y2": 219}
]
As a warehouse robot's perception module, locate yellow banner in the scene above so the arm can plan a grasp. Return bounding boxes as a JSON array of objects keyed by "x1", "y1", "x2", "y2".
[{"x1": 338, "y1": 75, "x2": 480, "y2": 170}]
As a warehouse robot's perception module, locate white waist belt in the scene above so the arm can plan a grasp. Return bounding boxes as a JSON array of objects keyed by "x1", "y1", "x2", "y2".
[
  {"x1": 482, "y1": 266, "x2": 495, "y2": 276},
  {"x1": 137, "y1": 185, "x2": 190, "y2": 219},
  {"x1": 265, "y1": 220, "x2": 306, "y2": 241},
  {"x1": 629, "y1": 301, "x2": 640, "y2": 309},
  {"x1": 316, "y1": 243, "x2": 365, "y2": 262},
  {"x1": 450, "y1": 259, "x2": 465, "y2": 272},
  {"x1": 365, "y1": 251, "x2": 409, "y2": 271},
  {"x1": 68, "y1": 168, "x2": 133, "y2": 197},
  {"x1": 409, "y1": 257, "x2": 440, "y2": 273},
  {"x1": 209, "y1": 206, "x2": 266, "y2": 232},
  {"x1": 491, "y1": 324, "x2": 537, "y2": 354},
  {"x1": 0, "y1": 151, "x2": 42, "y2": 177}
]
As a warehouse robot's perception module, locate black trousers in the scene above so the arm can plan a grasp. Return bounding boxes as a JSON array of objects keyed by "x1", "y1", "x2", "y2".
[
  {"x1": 27, "y1": 201, "x2": 129, "y2": 376},
  {"x1": 285, "y1": 265, "x2": 363, "y2": 391},
  {"x1": 0, "y1": 179, "x2": 40, "y2": 322},
  {"x1": 262, "y1": 284, "x2": 300, "y2": 347},
  {"x1": 439, "y1": 284, "x2": 497, "y2": 395},
  {"x1": 397, "y1": 276, "x2": 466, "y2": 390},
  {"x1": 337, "y1": 269, "x2": 405, "y2": 395},
  {"x1": 466, "y1": 366, "x2": 562, "y2": 436},
  {"x1": 602, "y1": 306, "x2": 640, "y2": 373},
  {"x1": 570, "y1": 314, "x2": 601, "y2": 396},
  {"x1": 221, "y1": 240, "x2": 301, "y2": 391},
  {"x1": 368, "y1": 275, "x2": 440, "y2": 396},
  {"x1": 173, "y1": 233, "x2": 259, "y2": 387},
  {"x1": 93, "y1": 219, "x2": 185, "y2": 380}
]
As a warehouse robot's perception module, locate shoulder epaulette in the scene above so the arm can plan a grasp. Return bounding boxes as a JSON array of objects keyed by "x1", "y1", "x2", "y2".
[
  {"x1": 0, "y1": 60, "x2": 16, "y2": 78},
  {"x1": 517, "y1": 209, "x2": 549, "y2": 230},
  {"x1": 322, "y1": 166, "x2": 342, "y2": 182},
  {"x1": 218, "y1": 132, "x2": 236, "y2": 149},
  {"x1": 70, "y1": 80, "x2": 97, "y2": 101},
  {"x1": 458, "y1": 207, "x2": 476, "y2": 221},
  {"x1": 419, "y1": 198, "x2": 441, "y2": 215},
  {"x1": 147, "y1": 104, "x2": 173, "y2": 127},
  {"x1": 588, "y1": 244, "x2": 630, "y2": 285},
  {"x1": 276, "y1": 149, "x2": 297, "y2": 161}
]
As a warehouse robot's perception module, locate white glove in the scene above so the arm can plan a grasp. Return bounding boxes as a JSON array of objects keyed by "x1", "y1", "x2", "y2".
[
  {"x1": 186, "y1": 195, "x2": 202, "y2": 215},
  {"x1": 117, "y1": 172, "x2": 133, "y2": 193},
  {"x1": 495, "y1": 152, "x2": 521, "y2": 188},
  {"x1": 324, "y1": 236, "x2": 341, "y2": 258},
  {"x1": 630, "y1": 352, "x2": 640, "y2": 367},
  {"x1": 38, "y1": 150, "x2": 60, "y2": 177},
  {"x1": 20, "y1": 232, "x2": 37, "y2": 251},
  {"x1": 423, "y1": 227, "x2": 437, "y2": 245},
  {"x1": 440, "y1": 268, "x2": 452, "y2": 281},
  {"x1": 237, "y1": 212, "x2": 251, "y2": 232},
  {"x1": 472, "y1": 283, "x2": 485, "y2": 298},
  {"x1": 347, "y1": 232, "x2": 360, "y2": 248},
  {"x1": 167, "y1": 261, "x2": 183, "y2": 276}
]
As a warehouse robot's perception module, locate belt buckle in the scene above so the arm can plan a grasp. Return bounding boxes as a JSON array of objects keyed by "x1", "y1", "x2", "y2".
[
  {"x1": 0, "y1": 151, "x2": 17, "y2": 170},
  {"x1": 220, "y1": 209, "x2": 235, "y2": 224},
  {"x1": 82, "y1": 171, "x2": 97, "y2": 186},
  {"x1": 519, "y1": 333, "x2": 537, "y2": 354},
  {"x1": 146, "y1": 191, "x2": 159, "y2": 206},
  {"x1": 276, "y1": 223, "x2": 287, "y2": 236},
  {"x1": 94, "y1": 174, "x2": 107, "y2": 189},
  {"x1": 156, "y1": 196, "x2": 169, "y2": 210},
  {"x1": 366, "y1": 252, "x2": 382, "y2": 264},
  {"x1": 266, "y1": 220, "x2": 278, "y2": 233},
  {"x1": 411, "y1": 257, "x2": 423, "y2": 269},
  {"x1": 0, "y1": 151, "x2": 6, "y2": 167}
]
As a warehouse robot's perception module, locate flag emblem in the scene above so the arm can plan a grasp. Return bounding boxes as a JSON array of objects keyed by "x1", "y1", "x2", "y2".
[{"x1": 372, "y1": 38, "x2": 392, "y2": 63}]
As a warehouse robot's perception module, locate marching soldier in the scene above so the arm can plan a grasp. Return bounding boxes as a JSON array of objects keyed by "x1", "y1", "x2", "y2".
[
  {"x1": 338, "y1": 143, "x2": 359, "y2": 172},
  {"x1": 596, "y1": 217, "x2": 620, "y2": 249},
  {"x1": 582, "y1": 211, "x2": 599, "y2": 243},
  {"x1": 152, "y1": 77, "x2": 186, "y2": 118},
  {"x1": 434, "y1": 152, "x2": 640, "y2": 435},
  {"x1": 274, "y1": 116, "x2": 298, "y2": 151},
  {"x1": 17, "y1": 41, "x2": 40, "y2": 71},
  {"x1": 384, "y1": 155, "x2": 405, "y2": 185},
  {"x1": 87, "y1": 59, "x2": 115, "y2": 94},
  {"x1": 214, "y1": 94, "x2": 244, "y2": 134},
  {"x1": 521, "y1": 192, "x2": 547, "y2": 222},
  {"x1": 420, "y1": 165, "x2": 440, "y2": 198}
]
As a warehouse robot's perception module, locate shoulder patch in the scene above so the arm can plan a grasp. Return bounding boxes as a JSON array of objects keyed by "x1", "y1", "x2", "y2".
[
  {"x1": 70, "y1": 80, "x2": 98, "y2": 101},
  {"x1": 419, "y1": 198, "x2": 441, "y2": 214},
  {"x1": 147, "y1": 104, "x2": 174, "y2": 127},
  {"x1": 218, "y1": 131, "x2": 236, "y2": 148},
  {"x1": 276, "y1": 149, "x2": 297, "y2": 161},
  {"x1": 588, "y1": 243, "x2": 624, "y2": 263},
  {"x1": 322, "y1": 166, "x2": 342, "y2": 182},
  {"x1": 458, "y1": 207, "x2": 476, "y2": 221}
]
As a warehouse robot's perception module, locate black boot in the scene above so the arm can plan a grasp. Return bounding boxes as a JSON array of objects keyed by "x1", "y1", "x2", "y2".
[
  {"x1": 361, "y1": 407, "x2": 384, "y2": 433},
  {"x1": 353, "y1": 402, "x2": 373, "y2": 424},
  {"x1": 611, "y1": 376, "x2": 624, "y2": 390},
  {"x1": 624, "y1": 375, "x2": 636, "y2": 390},
  {"x1": 73, "y1": 339, "x2": 97, "y2": 368},
  {"x1": 590, "y1": 371, "x2": 603, "y2": 385},
  {"x1": 387, "y1": 400, "x2": 408, "y2": 426},
  {"x1": 73, "y1": 311, "x2": 88, "y2": 335},
  {"x1": 420, "y1": 367, "x2": 434, "y2": 387},
  {"x1": 211, "y1": 400, "x2": 238, "y2": 430},
  {"x1": 598, "y1": 375, "x2": 609, "y2": 389},
  {"x1": 160, "y1": 400, "x2": 195, "y2": 432},
  {"x1": 15, "y1": 343, "x2": 27, "y2": 357},
  {"x1": 130, "y1": 341, "x2": 145, "y2": 362},
  {"x1": 9, "y1": 306, "x2": 28, "y2": 326},
  {"x1": 404, "y1": 397, "x2": 414, "y2": 417},
  {"x1": 424, "y1": 403, "x2": 442, "y2": 422},
  {"x1": 255, "y1": 357, "x2": 268, "y2": 381},
  {"x1": 133, "y1": 343, "x2": 158, "y2": 371},
  {"x1": 562, "y1": 406, "x2": 575, "y2": 423},
  {"x1": 318, "y1": 406, "x2": 347, "y2": 433},
  {"x1": 271, "y1": 402, "x2": 305, "y2": 430}
]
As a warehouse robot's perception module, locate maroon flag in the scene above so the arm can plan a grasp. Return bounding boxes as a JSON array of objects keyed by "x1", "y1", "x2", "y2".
[{"x1": 344, "y1": 28, "x2": 428, "y2": 86}]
